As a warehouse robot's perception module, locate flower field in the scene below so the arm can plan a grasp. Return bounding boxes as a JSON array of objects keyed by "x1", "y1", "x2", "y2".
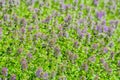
[{"x1": 0, "y1": 0, "x2": 120, "y2": 80}]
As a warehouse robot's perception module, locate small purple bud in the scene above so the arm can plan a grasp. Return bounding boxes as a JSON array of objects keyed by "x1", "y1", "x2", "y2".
[
  {"x1": 95, "y1": 25, "x2": 102, "y2": 33},
  {"x1": 103, "y1": 47, "x2": 108, "y2": 53},
  {"x1": 10, "y1": 74, "x2": 16, "y2": 80},
  {"x1": 82, "y1": 62, "x2": 88, "y2": 72},
  {"x1": 96, "y1": 11, "x2": 105, "y2": 20},
  {"x1": 108, "y1": 42, "x2": 114, "y2": 48},
  {"x1": 18, "y1": 48, "x2": 23, "y2": 54},
  {"x1": 27, "y1": 53, "x2": 32, "y2": 59},
  {"x1": 0, "y1": 27, "x2": 2, "y2": 35},
  {"x1": 110, "y1": 51, "x2": 115, "y2": 60},
  {"x1": 1, "y1": 67, "x2": 8, "y2": 76},
  {"x1": 64, "y1": 14, "x2": 72, "y2": 23},
  {"x1": 54, "y1": 46, "x2": 61, "y2": 57},
  {"x1": 73, "y1": 40, "x2": 79, "y2": 48},
  {"x1": 20, "y1": 18, "x2": 27, "y2": 27},
  {"x1": 88, "y1": 56, "x2": 96, "y2": 62},
  {"x1": 21, "y1": 58, "x2": 28, "y2": 70},
  {"x1": 80, "y1": 4, "x2": 84, "y2": 10},
  {"x1": 21, "y1": 27, "x2": 26, "y2": 33},
  {"x1": 3, "y1": 14, "x2": 9, "y2": 22},
  {"x1": 36, "y1": 68, "x2": 43, "y2": 78},
  {"x1": 42, "y1": 72, "x2": 49, "y2": 79},
  {"x1": 42, "y1": 16, "x2": 52, "y2": 23},
  {"x1": 28, "y1": 26, "x2": 33, "y2": 31},
  {"x1": 94, "y1": 0, "x2": 99, "y2": 6},
  {"x1": 92, "y1": 43, "x2": 98, "y2": 49},
  {"x1": 100, "y1": 58, "x2": 105, "y2": 64},
  {"x1": 103, "y1": 26, "x2": 109, "y2": 32}
]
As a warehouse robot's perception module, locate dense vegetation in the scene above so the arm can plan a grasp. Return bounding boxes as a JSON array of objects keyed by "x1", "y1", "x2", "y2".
[{"x1": 0, "y1": 0, "x2": 120, "y2": 80}]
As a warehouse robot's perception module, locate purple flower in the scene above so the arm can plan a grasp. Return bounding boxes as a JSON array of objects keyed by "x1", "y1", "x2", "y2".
[
  {"x1": 36, "y1": 68, "x2": 43, "y2": 78},
  {"x1": 110, "y1": 51, "x2": 115, "y2": 60},
  {"x1": 94, "y1": 0, "x2": 99, "y2": 6},
  {"x1": 95, "y1": 25, "x2": 102, "y2": 33},
  {"x1": 81, "y1": 62, "x2": 88, "y2": 72},
  {"x1": 59, "y1": 76, "x2": 67, "y2": 80},
  {"x1": 1, "y1": 67, "x2": 8, "y2": 76},
  {"x1": 42, "y1": 72, "x2": 49, "y2": 79},
  {"x1": 88, "y1": 56, "x2": 96, "y2": 62},
  {"x1": 92, "y1": 43, "x2": 98, "y2": 49},
  {"x1": 10, "y1": 74, "x2": 16, "y2": 80},
  {"x1": 18, "y1": 48, "x2": 23, "y2": 54},
  {"x1": 0, "y1": 27, "x2": 2, "y2": 35},
  {"x1": 54, "y1": 46, "x2": 61, "y2": 57},
  {"x1": 103, "y1": 47, "x2": 108, "y2": 53},
  {"x1": 73, "y1": 40, "x2": 79, "y2": 48},
  {"x1": 21, "y1": 58, "x2": 28, "y2": 70},
  {"x1": 27, "y1": 53, "x2": 32, "y2": 59},
  {"x1": 96, "y1": 11, "x2": 105, "y2": 20},
  {"x1": 21, "y1": 27, "x2": 26, "y2": 33},
  {"x1": 100, "y1": 58, "x2": 105, "y2": 64},
  {"x1": 64, "y1": 14, "x2": 72, "y2": 23},
  {"x1": 103, "y1": 26, "x2": 109, "y2": 32},
  {"x1": 20, "y1": 18, "x2": 27, "y2": 27}
]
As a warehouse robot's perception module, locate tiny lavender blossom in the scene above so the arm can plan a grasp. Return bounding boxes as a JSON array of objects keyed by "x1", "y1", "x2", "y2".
[
  {"x1": 21, "y1": 58, "x2": 28, "y2": 70},
  {"x1": 96, "y1": 11, "x2": 105, "y2": 20},
  {"x1": 1, "y1": 67, "x2": 8, "y2": 76},
  {"x1": 10, "y1": 74, "x2": 16, "y2": 80},
  {"x1": 36, "y1": 68, "x2": 43, "y2": 78}
]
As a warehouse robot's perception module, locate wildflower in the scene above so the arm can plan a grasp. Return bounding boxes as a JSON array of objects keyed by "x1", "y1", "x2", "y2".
[
  {"x1": 95, "y1": 25, "x2": 102, "y2": 33},
  {"x1": 21, "y1": 27, "x2": 26, "y2": 33},
  {"x1": 73, "y1": 40, "x2": 79, "y2": 48},
  {"x1": 59, "y1": 76, "x2": 67, "y2": 80},
  {"x1": 80, "y1": 4, "x2": 84, "y2": 10},
  {"x1": 0, "y1": 0, "x2": 6, "y2": 7},
  {"x1": 0, "y1": 27, "x2": 2, "y2": 35},
  {"x1": 1, "y1": 67, "x2": 8, "y2": 76},
  {"x1": 103, "y1": 47, "x2": 108, "y2": 53},
  {"x1": 92, "y1": 43, "x2": 98, "y2": 49},
  {"x1": 32, "y1": 13, "x2": 37, "y2": 20},
  {"x1": 3, "y1": 14, "x2": 9, "y2": 22},
  {"x1": 110, "y1": 51, "x2": 115, "y2": 60},
  {"x1": 20, "y1": 18, "x2": 27, "y2": 27},
  {"x1": 96, "y1": 11, "x2": 105, "y2": 20},
  {"x1": 108, "y1": 42, "x2": 114, "y2": 48},
  {"x1": 103, "y1": 26, "x2": 109, "y2": 32},
  {"x1": 35, "y1": 68, "x2": 43, "y2": 78},
  {"x1": 88, "y1": 55, "x2": 96, "y2": 62},
  {"x1": 27, "y1": 53, "x2": 32, "y2": 59},
  {"x1": 108, "y1": 27, "x2": 114, "y2": 36},
  {"x1": 28, "y1": 26, "x2": 33, "y2": 31},
  {"x1": 81, "y1": 62, "x2": 88, "y2": 72},
  {"x1": 94, "y1": 0, "x2": 99, "y2": 6},
  {"x1": 100, "y1": 58, "x2": 105, "y2": 64},
  {"x1": 18, "y1": 48, "x2": 23, "y2": 54},
  {"x1": 54, "y1": 46, "x2": 61, "y2": 57},
  {"x1": 64, "y1": 14, "x2": 72, "y2": 23},
  {"x1": 42, "y1": 72, "x2": 49, "y2": 80},
  {"x1": 10, "y1": 74, "x2": 16, "y2": 80},
  {"x1": 21, "y1": 58, "x2": 28, "y2": 70}
]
